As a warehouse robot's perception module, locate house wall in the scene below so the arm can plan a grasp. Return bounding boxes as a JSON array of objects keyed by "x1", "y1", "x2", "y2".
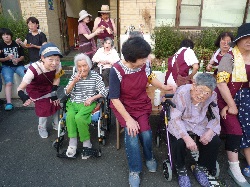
[
  {"x1": 19, "y1": 0, "x2": 62, "y2": 51},
  {"x1": 119, "y1": 0, "x2": 156, "y2": 35}
]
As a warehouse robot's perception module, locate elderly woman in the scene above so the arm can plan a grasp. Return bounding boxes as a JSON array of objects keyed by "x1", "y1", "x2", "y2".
[
  {"x1": 78, "y1": 10, "x2": 103, "y2": 59},
  {"x1": 64, "y1": 53, "x2": 108, "y2": 158},
  {"x1": 17, "y1": 43, "x2": 63, "y2": 138},
  {"x1": 92, "y1": 5, "x2": 117, "y2": 48},
  {"x1": 168, "y1": 73, "x2": 221, "y2": 187},
  {"x1": 215, "y1": 23, "x2": 250, "y2": 186},
  {"x1": 92, "y1": 37, "x2": 120, "y2": 86},
  {"x1": 109, "y1": 37, "x2": 176, "y2": 187},
  {"x1": 206, "y1": 32, "x2": 234, "y2": 75}
]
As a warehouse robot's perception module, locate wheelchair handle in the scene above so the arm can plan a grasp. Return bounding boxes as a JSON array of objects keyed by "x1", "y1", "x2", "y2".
[
  {"x1": 164, "y1": 94, "x2": 174, "y2": 98},
  {"x1": 210, "y1": 101, "x2": 217, "y2": 107},
  {"x1": 165, "y1": 99, "x2": 176, "y2": 108}
]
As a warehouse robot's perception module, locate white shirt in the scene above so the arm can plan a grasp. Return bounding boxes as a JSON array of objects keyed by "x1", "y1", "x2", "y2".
[{"x1": 92, "y1": 47, "x2": 120, "y2": 69}]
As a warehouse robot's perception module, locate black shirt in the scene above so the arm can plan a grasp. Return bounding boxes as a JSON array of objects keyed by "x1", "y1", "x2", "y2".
[
  {"x1": 0, "y1": 40, "x2": 24, "y2": 67},
  {"x1": 26, "y1": 32, "x2": 47, "y2": 62}
]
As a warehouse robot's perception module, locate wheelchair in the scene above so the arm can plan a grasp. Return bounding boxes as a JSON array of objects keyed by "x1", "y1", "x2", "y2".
[
  {"x1": 52, "y1": 92, "x2": 111, "y2": 159},
  {"x1": 156, "y1": 94, "x2": 221, "y2": 184}
]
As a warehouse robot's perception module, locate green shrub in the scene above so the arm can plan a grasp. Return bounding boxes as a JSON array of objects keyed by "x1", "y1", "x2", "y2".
[
  {"x1": 0, "y1": 14, "x2": 29, "y2": 63},
  {"x1": 151, "y1": 25, "x2": 185, "y2": 59},
  {"x1": 151, "y1": 25, "x2": 237, "y2": 71}
]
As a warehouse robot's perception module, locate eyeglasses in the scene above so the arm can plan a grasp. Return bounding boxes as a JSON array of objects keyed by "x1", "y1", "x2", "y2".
[{"x1": 194, "y1": 86, "x2": 211, "y2": 97}]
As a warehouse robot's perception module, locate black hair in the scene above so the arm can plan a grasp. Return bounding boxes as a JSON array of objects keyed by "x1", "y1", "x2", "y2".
[
  {"x1": 122, "y1": 37, "x2": 151, "y2": 63},
  {"x1": 104, "y1": 37, "x2": 114, "y2": 47},
  {"x1": 214, "y1": 32, "x2": 234, "y2": 47},
  {"x1": 179, "y1": 39, "x2": 194, "y2": 49},
  {"x1": 0, "y1": 28, "x2": 13, "y2": 38},
  {"x1": 26, "y1": 17, "x2": 40, "y2": 29}
]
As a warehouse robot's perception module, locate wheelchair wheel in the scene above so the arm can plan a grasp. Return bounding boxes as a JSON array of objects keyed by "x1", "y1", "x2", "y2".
[
  {"x1": 102, "y1": 138, "x2": 106, "y2": 146},
  {"x1": 52, "y1": 139, "x2": 63, "y2": 149},
  {"x1": 163, "y1": 160, "x2": 172, "y2": 181},
  {"x1": 156, "y1": 135, "x2": 160, "y2": 148}
]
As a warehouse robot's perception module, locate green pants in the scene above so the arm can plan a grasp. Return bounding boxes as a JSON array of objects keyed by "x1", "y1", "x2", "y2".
[{"x1": 66, "y1": 101, "x2": 96, "y2": 142}]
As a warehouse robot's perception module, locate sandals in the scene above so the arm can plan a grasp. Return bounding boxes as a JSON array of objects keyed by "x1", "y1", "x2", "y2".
[
  {"x1": 5, "y1": 103, "x2": 13, "y2": 111},
  {"x1": 66, "y1": 146, "x2": 77, "y2": 157}
]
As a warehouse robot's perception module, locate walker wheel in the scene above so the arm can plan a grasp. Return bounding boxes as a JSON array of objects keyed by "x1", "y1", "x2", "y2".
[{"x1": 163, "y1": 160, "x2": 172, "y2": 181}]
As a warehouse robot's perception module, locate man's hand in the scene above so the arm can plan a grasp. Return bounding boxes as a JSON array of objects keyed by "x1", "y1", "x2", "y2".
[
  {"x1": 183, "y1": 135, "x2": 198, "y2": 151},
  {"x1": 200, "y1": 129, "x2": 214, "y2": 145}
]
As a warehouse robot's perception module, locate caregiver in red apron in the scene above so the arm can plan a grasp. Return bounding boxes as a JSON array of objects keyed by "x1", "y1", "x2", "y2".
[{"x1": 109, "y1": 37, "x2": 176, "y2": 187}]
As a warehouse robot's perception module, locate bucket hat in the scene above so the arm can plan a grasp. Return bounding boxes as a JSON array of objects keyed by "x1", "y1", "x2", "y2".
[
  {"x1": 233, "y1": 23, "x2": 250, "y2": 43},
  {"x1": 78, "y1": 10, "x2": 92, "y2": 22},
  {"x1": 39, "y1": 42, "x2": 63, "y2": 58},
  {"x1": 98, "y1": 5, "x2": 110, "y2": 13}
]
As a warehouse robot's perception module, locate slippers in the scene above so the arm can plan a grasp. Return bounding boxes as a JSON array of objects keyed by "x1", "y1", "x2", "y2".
[{"x1": 5, "y1": 103, "x2": 13, "y2": 111}]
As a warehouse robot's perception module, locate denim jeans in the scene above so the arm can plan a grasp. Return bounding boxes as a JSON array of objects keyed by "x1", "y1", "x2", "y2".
[
  {"x1": 2, "y1": 65, "x2": 26, "y2": 84},
  {"x1": 124, "y1": 128, "x2": 153, "y2": 172}
]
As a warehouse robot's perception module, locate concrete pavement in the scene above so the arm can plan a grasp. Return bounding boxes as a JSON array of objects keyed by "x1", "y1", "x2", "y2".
[{"x1": 0, "y1": 99, "x2": 248, "y2": 187}]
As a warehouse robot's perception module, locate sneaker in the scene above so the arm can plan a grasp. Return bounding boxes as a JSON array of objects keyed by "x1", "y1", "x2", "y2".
[
  {"x1": 228, "y1": 169, "x2": 250, "y2": 187},
  {"x1": 243, "y1": 166, "x2": 250, "y2": 178},
  {"x1": 81, "y1": 149, "x2": 90, "y2": 160},
  {"x1": 66, "y1": 146, "x2": 77, "y2": 158},
  {"x1": 38, "y1": 128, "x2": 48, "y2": 138},
  {"x1": 146, "y1": 158, "x2": 157, "y2": 172},
  {"x1": 52, "y1": 122, "x2": 58, "y2": 130},
  {"x1": 5, "y1": 103, "x2": 13, "y2": 111},
  {"x1": 129, "y1": 172, "x2": 140, "y2": 187},
  {"x1": 192, "y1": 164, "x2": 210, "y2": 187},
  {"x1": 176, "y1": 167, "x2": 191, "y2": 187}
]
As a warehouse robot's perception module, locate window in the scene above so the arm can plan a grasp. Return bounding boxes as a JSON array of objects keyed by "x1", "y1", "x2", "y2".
[{"x1": 156, "y1": 0, "x2": 249, "y2": 29}]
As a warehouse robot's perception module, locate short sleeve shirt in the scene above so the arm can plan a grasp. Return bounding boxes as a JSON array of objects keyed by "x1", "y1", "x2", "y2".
[{"x1": 26, "y1": 32, "x2": 47, "y2": 62}]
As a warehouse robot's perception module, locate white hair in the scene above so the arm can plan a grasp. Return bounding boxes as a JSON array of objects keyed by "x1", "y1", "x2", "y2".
[{"x1": 74, "y1": 53, "x2": 92, "y2": 70}]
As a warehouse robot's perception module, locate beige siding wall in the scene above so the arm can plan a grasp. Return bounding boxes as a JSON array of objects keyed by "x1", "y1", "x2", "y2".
[
  {"x1": 19, "y1": 0, "x2": 62, "y2": 51},
  {"x1": 119, "y1": 0, "x2": 156, "y2": 34}
]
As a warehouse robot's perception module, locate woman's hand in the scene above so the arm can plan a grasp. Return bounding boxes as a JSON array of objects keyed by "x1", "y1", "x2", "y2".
[
  {"x1": 84, "y1": 98, "x2": 93, "y2": 106},
  {"x1": 50, "y1": 99, "x2": 60, "y2": 106},
  {"x1": 161, "y1": 84, "x2": 176, "y2": 92},
  {"x1": 183, "y1": 135, "x2": 198, "y2": 151},
  {"x1": 228, "y1": 105, "x2": 238, "y2": 115},
  {"x1": 126, "y1": 117, "x2": 140, "y2": 137},
  {"x1": 23, "y1": 99, "x2": 33, "y2": 106},
  {"x1": 206, "y1": 64, "x2": 213, "y2": 71},
  {"x1": 73, "y1": 72, "x2": 83, "y2": 83},
  {"x1": 200, "y1": 129, "x2": 214, "y2": 145}
]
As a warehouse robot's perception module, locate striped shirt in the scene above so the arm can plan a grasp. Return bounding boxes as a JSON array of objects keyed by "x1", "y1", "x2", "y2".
[{"x1": 65, "y1": 70, "x2": 108, "y2": 103}]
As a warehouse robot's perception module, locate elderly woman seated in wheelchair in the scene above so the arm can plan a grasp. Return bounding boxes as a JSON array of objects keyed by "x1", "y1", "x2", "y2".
[
  {"x1": 167, "y1": 73, "x2": 221, "y2": 187},
  {"x1": 64, "y1": 53, "x2": 108, "y2": 158}
]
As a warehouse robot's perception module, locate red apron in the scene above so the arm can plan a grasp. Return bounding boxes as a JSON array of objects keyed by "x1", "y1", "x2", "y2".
[
  {"x1": 165, "y1": 49, "x2": 191, "y2": 84},
  {"x1": 26, "y1": 65, "x2": 61, "y2": 117},
  {"x1": 110, "y1": 63, "x2": 152, "y2": 132}
]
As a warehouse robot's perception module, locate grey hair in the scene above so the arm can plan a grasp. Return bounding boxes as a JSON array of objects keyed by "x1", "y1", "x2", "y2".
[
  {"x1": 74, "y1": 53, "x2": 92, "y2": 70},
  {"x1": 129, "y1": 31, "x2": 144, "y2": 39},
  {"x1": 195, "y1": 73, "x2": 216, "y2": 91}
]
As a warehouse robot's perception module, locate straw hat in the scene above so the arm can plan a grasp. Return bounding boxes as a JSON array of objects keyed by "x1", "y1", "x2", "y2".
[
  {"x1": 233, "y1": 23, "x2": 250, "y2": 43},
  {"x1": 78, "y1": 10, "x2": 92, "y2": 22},
  {"x1": 98, "y1": 5, "x2": 110, "y2": 13}
]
